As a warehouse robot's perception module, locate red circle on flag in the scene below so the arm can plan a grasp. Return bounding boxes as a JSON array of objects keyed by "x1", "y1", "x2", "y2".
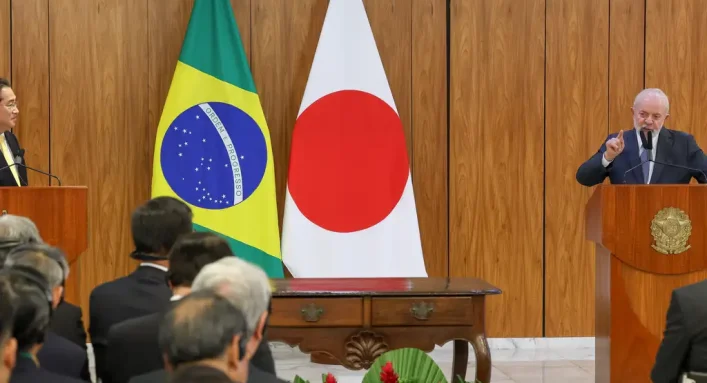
[{"x1": 288, "y1": 90, "x2": 409, "y2": 233}]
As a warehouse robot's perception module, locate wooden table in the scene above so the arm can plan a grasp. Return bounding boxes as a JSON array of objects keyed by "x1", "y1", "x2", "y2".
[{"x1": 268, "y1": 278, "x2": 501, "y2": 383}]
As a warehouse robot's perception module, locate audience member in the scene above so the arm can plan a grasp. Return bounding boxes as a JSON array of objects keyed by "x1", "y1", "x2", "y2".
[
  {"x1": 90, "y1": 196, "x2": 192, "y2": 381},
  {"x1": 652, "y1": 280, "x2": 707, "y2": 382},
  {"x1": 158, "y1": 291, "x2": 249, "y2": 383},
  {"x1": 0, "y1": 214, "x2": 87, "y2": 350},
  {"x1": 106, "y1": 232, "x2": 236, "y2": 383},
  {"x1": 191, "y1": 257, "x2": 286, "y2": 383},
  {"x1": 168, "y1": 364, "x2": 233, "y2": 383},
  {"x1": 0, "y1": 278, "x2": 18, "y2": 383},
  {"x1": 0, "y1": 267, "x2": 83, "y2": 382},
  {"x1": 4, "y1": 244, "x2": 87, "y2": 380}
]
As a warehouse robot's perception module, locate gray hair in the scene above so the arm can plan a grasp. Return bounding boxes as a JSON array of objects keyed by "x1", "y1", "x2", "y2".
[
  {"x1": 158, "y1": 290, "x2": 248, "y2": 367},
  {"x1": 191, "y1": 257, "x2": 271, "y2": 333},
  {"x1": 4, "y1": 244, "x2": 68, "y2": 288},
  {"x1": 0, "y1": 215, "x2": 43, "y2": 264},
  {"x1": 634, "y1": 88, "x2": 670, "y2": 114}
]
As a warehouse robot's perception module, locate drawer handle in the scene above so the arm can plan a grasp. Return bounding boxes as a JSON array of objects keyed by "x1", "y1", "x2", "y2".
[
  {"x1": 410, "y1": 302, "x2": 434, "y2": 320},
  {"x1": 300, "y1": 304, "x2": 324, "y2": 322}
]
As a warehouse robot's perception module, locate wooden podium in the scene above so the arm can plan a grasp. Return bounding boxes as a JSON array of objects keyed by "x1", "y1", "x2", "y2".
[
  {"x1": 0, "y1": 186, "x2": 88, "y2": 305},
  {"x1": 587, "y1": 184, "x2": 707, "y2": 382}
]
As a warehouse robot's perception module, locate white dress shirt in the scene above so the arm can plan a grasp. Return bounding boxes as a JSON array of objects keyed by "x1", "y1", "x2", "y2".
[{"x1": 603, "y1": 128, "x2": 661, "y2": 183}]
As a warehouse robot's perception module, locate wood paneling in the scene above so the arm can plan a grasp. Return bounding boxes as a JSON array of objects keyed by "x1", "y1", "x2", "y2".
[
  {"x1": 49, "y1": 0, "x2": 150, "y2": 310},
  {"x1": 646, "y1": 0, "x2": 707, "y2": 144},
  {"x1": 450, "y1": 0, "x2": 545, "y2": 336},
  {"x1": 0, "y1": 0, "x2": 9, "y2": 78},
  {"x1": 412, "y1": 0, "x2": 448, "y2": 278},
  {"x1": 251, "y1": 0, "x2": 327, "y2": 228},
  {"x1": 544, "y1": 0, "x2": 608, "y2": 336},
  {"x1": 12, "y1": 0, "x2": 50, "y2": 187}
]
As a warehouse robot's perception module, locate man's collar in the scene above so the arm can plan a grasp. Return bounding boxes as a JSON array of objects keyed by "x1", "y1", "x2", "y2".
[{"x1": 140, "y1": 262, "x2": 168, "y2": 272}]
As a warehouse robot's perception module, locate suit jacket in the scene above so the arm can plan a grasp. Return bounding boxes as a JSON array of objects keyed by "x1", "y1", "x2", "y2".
[
  {"x1": 0, "y1": 130, "x2": 28, "y2": 187},
  {"x1": 128, "y1": 366, "x2": 287, "y2": 383},
  {"x1": 89, "y1": 265, "x2": 171, "y2": 383},
  {"x1": 106, "y1": 301, "x2": 276, "y2": 383},
  {"x1": 50, "y1": 301, "x2": 88, "y2": 349},
  {"x1": 10, "y1": 355, "x2": 85, "y2": 383},
  {"x1": 576, "y1": 127, "x2": 707, "y2": 186},
  {"x1": 37, "y1": 331, "x2": 88, "y2": 380},
  {"x1": 652, "y1": 279, "x2": 707, "y2": 383}
]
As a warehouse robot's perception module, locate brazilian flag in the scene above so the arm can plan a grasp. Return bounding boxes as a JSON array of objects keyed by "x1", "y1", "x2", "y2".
[{"x1": 151, "y1": 0, "x2": 283, "y2": 277}]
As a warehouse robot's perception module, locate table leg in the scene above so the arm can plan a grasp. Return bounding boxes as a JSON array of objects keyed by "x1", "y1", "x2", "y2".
[
  {"x1": 452, "y1": 339, "x2": 468, "y2": 381},
  {"x1": 470, "y1": 333, "x2": 492, "y2": 383}
]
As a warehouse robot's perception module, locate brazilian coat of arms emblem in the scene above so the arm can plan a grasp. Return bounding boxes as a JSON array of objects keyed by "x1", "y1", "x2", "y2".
[{"x1": 651, "y1": 207, "x2": 692, "y2": 255}]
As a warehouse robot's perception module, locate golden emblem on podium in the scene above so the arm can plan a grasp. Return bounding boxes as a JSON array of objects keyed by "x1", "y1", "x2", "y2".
[{"x1": 651, "y1": 207, "x2": 692, "y2": 254}]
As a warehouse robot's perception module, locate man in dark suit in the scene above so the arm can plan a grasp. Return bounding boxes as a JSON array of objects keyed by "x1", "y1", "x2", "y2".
[
  {"x1": 576, "y1": 88, "x2": 707, "y2": 186},
  {"x1": 106, "y1": 232, "x2": 275, "y2": 383},
  {"x1": 1, "y1": 267, "x2": 83, "y2": 383},
  {"x1": 0, "y1": 79, "x2": 28, "y2": 187},
  {"x1": 652, "y1": 280, "x2": 707, "y2": 383},
  {"x1": 0, "y1": 276, "x2": 18, "y2": 383},
  {"x1": 4, "y1": 244, "x2": 87, "y2": 380},
  {"x1": 50, "y1": 300, "x2": 87, "y2": 350},
  {"x1": 90, "y1": 196, "x2": 193, "y2": 382}
]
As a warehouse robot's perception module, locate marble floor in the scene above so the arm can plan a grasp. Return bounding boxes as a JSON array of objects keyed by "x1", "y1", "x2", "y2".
[{"x1": 271, "y1": 339, "x2": 596, "y2": 383}]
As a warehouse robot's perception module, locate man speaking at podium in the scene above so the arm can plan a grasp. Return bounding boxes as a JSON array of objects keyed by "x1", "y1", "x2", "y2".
[
  {"x1": 576, "y1": 88, "x2": 707, "y2": 186},
  {"x1": 0, "y1": 78, "x2": 27, "y2": 187}
]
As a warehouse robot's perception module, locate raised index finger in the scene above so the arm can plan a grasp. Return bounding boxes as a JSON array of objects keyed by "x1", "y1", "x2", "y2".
[{"x1": 617, "y1": 129, "x2": 624, "y2": 142}]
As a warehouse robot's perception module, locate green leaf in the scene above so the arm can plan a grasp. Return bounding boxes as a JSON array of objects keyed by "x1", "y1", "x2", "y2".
[
  {"x1": 293, "y1": 376, "x2": 310, "y2": 383},
  {"x1": 321, "y1": 373, "x2": 328, "y2": 383},
  {"x1": 362, "y1": 348, "x2": 447, "y2": 383}
]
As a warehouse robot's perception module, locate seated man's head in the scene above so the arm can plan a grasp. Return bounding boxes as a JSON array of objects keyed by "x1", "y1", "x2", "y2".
[
  {"x1": 0, "y1": 278, "x2": 18, "y2": 383},
  {"x1": 131, "y1": 196, "x2": 193, "y2": 263},
  {"x1": 191, "y1": 257, "x2": 271, "y2": 361},
  {"x1": 159, "y1": 290, "x2": 250, "y2": 383},
  {"x1": 4, "y1": 244, "x2": 68, "y2": 309},
  {"x1": 0, "y1": 215, "x2": 43, "y2": 265},
  {"x1": 166, "y1": 232, "x2": 234, "y2": 297},
  {"x1": 0, "y1": 267, "x2": 52, "y2": 358}
]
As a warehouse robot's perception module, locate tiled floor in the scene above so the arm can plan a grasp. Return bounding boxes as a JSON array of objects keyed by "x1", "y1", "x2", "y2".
[{"x1": 272, "y1": 343, "x2": 595, "y2": 383}]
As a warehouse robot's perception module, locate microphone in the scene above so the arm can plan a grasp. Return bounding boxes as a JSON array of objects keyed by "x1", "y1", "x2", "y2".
[
  {"x1": 623, "y1": 159, "x2": 707, "y2": 184},
  {"x1": 0, "y1": 162, "x2": 62, "y2": 186}
]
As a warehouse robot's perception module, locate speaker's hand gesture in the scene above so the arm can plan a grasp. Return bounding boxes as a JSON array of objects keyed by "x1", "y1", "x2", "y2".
[{"x1": 604, "y1": 130, "x2": 625, "y2": 161}]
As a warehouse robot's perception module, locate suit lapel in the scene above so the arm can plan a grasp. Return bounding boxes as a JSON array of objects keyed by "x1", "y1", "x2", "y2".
[
  {"x1": 651, "y1": 128, "x2": 673, "y2": 183},
  {"x1": 624, "y1": 129, "x2": 643, "y2": 183}
]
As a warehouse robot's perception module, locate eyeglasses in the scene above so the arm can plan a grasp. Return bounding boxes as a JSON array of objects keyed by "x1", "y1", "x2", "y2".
[{"x1": 2, "y1": 101, "x2": 18, "y2": 111}]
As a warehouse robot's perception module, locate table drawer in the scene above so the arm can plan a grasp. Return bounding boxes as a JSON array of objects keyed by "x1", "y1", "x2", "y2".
[
  {"x1": 271, "y1": 297, "x2": 363, "y2": 327},
  {"x1": 371, "y1": 297, "x2": 475, "y2": 326}
]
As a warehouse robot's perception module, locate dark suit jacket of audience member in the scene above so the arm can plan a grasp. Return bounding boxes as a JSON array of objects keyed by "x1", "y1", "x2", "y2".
[
  {"x1": 10, "y1": 356, "x2": 85, "y2": 383},
  {"x1": 128, "y1": 365, "x2": 287, "y2": 383},
  {"x1": 89, "y1": 265, "x2": 172, "y2": 383},
  {"x1": 106, "y1": 300, "x2": 276, "y2": 383},
  {"x1": 50, "y1": 300, "x2": 91, "y2": 381},
  {"x1": 50, "y1": 301, "x2": 87, "y2": 348},
  {"x1": 652, "y1": 279, "x2": 707, "y2": 383},
  {"x1": 37, "y1": 331, "x2": 88, "y2": 380}
]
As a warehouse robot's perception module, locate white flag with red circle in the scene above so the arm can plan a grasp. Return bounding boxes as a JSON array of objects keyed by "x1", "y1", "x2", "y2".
[{"x1": 281, "y1": 0, "x2": 428, "y2": 278}]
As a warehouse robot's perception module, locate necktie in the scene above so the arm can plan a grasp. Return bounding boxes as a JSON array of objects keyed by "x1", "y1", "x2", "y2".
[{"x1": 640, "y1": 149, "x2": 650, "y2": 184}]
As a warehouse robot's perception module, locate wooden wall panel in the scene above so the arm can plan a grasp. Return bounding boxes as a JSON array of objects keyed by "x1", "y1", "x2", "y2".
[
  {"x1": 251, "y1": 0, "x2": 327, "y2": 229},
  {"x1": 544, "y1": 0, "x2": 608, "y2": 336},
  {"x1": 411, "y1": 0, "x2": 448, "y2": 278},
  {"x1": 646, "y1": 0, "x2": 707, "y2": 144},
  {"x1": 0, "y1": 0, "x2": 9, "y2": 78},
  {"x1": 49, "y1": 0, "x2": 150, "y2": 311},
  {"x1": 11, "y1": 0, "x2": 50, "y2": 187},
  {"x1": 450, "y1": 0, "x2": 545, "y2": 337}
]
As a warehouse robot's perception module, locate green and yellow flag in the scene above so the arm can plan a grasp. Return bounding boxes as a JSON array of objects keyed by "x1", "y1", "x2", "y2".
[{"x1": 151, "y1": 0, "x2": 283, "y2": 277}]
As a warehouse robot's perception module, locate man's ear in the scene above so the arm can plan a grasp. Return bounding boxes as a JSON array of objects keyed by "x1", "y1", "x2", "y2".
[
  {"x1": 51, "y1": 286, "x2": 63, "y2": 309},
  {"x1": 244, "y1": 312, "x2": 268, "y2": 359},
  {"x1": 163, "y1": 354, "x2": 174, "y2": 372},
  {"x1": 3, "y1": 338, "x2": 17, "y2": 370}
]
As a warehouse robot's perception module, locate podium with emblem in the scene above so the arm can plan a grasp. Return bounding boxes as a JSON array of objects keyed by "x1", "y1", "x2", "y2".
[{"x1": 586, "y1": 184, "x2": 707, "y2": 382}]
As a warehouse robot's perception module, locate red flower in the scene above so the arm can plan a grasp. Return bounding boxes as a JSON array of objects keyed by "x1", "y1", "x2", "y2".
[
  {"x1": 325, "y1": 373, "x2": 337, "y2": 383},
  {"x1": 379, "y1": 361, "x2": 399, "y2": 383}
]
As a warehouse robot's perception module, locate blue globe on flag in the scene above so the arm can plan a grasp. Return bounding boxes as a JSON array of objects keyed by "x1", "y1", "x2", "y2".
[{"x1": 161, "y1": 102, "x2": 268, "y2": 210}]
